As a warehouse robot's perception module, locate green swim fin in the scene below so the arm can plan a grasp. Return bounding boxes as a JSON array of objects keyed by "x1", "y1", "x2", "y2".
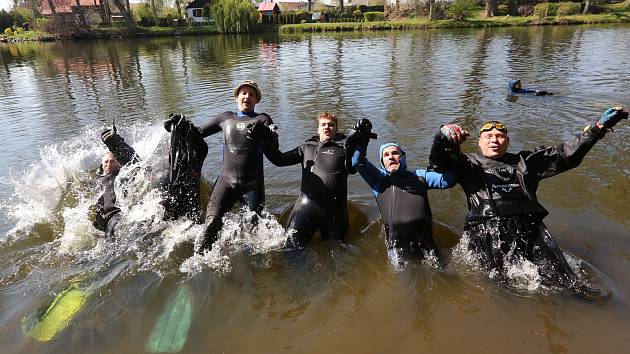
[
  {"x1": 145, "y1": 284, "x2": 194, "y2": 353},
  {"x1": 22, "y1": 286, "x2": 89, "y2": 342}
]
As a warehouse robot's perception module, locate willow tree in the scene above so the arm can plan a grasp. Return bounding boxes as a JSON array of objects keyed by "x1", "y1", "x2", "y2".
[{"x1": 211, "y1": 0, "x2": 257, "y2": 33}]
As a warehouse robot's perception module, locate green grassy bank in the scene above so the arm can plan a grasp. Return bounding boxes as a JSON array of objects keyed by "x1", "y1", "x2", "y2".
[
  {"x1": 280, "y1": 4, "x2": 630, "y2": 33},
  {"x1": 1, "y1": 3, "x2": 629, "y2": 43}
]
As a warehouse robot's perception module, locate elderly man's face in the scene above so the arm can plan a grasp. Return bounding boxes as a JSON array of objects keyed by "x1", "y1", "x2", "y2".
[
  {"x1": 382, "y1": 146, "x2": 403, "y2": 173},
  {"x1": 479, "y1": 128, "x2": 509, "y2": 159},
  {"x1": 102, "y1": 153, "x2": 121, "y2": 175},
  {"x1": 236, "y1": 85, "x2": 259, "y2": 113},
  {"x1": 317, "y1": 118, "x2": 337, "y2": 142}
]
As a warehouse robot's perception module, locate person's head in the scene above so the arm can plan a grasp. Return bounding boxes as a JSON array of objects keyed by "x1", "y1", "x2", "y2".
[
  {"x1": 317, "y1": 111, "x2": 338, "y2": 142},
  {"x1": 102, "y1": 152, "x2": 122, "y2": 175},
  {"x1": 478, "y1": 120, "x2": 509, "y2": 159},
  {"x1": 233, "y1": 80, "x2": 262, "y2": 113},
  {"x1": 379, "y1": 143, "x2": 406, "y2": 174}
]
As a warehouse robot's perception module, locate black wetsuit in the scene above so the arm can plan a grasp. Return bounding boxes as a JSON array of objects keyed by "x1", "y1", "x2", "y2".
[
  {"x1": 430, "y1": 124, "x2": 606, "y2": 291},
  {"x1": 266, "y1": 134, "x2": 352, "y2": 248},
  {"x1": 161, "y1": 120, "x2": 208, "y2": 222},
  {"x1": 93, "y1": 126, "x2": 207, "y2": 237},
  {"x1": 93, "y1": 135, "x2": 137, "y2": 238},
  {"x1": 197, "y1": 111, "x2": 275, "y2": 249},
  {"x1": 353, "y1": 142, "x2": 455, "y2": 266}
]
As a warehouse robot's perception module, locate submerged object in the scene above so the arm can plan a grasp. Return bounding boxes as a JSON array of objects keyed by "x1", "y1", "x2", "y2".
[
  {"x1": 21, "y1": 285, "x2": 89, "y2": 342},
  {"x1": 145, "y1": 283, "x2": 194, "y2": 353},
  {"x1": 21, "y1": 259, "x2": 131, "y2": 342}
]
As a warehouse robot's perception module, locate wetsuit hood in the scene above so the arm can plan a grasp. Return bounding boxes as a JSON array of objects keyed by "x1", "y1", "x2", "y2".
[
  {"x1": 509, "y1": 79, "x2": 520, "y2": 93},
  {"x1": 379, "y1": 142, "x2": 407, "y2": 175}
]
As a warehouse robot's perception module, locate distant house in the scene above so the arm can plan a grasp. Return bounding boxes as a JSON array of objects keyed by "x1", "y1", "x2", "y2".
[
  {"x1": 277, "y1": 0, "x2": 308, "y2": 12},
  {"x1": 186, "y1": 0, "x2": 212, "y2": 24},
  {"x1": 40, "y1": 0, "x2": 112, "y2": 24},
  {"x1": 258, "y1": 1, "x2": 281, "y2": 19}
]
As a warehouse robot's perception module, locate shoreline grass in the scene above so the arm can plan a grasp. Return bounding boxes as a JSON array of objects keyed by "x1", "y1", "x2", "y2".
[{"x1": 1, "y1": 4, "x2": 629, "y2": 42}]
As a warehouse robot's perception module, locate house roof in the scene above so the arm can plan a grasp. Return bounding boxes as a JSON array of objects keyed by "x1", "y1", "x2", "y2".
[
  {"x1": 257, "y1": 2, "x2": 279, "y2": 11},
  {"x1": 186, "y1": 0, "x2": 211, "y2": 9},
  {"x1": 41, "y1": 0, "x2": 101, "y2": 15}
]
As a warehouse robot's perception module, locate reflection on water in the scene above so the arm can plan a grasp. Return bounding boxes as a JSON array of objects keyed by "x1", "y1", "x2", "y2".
[{"x1": 1, "y1": 25, "x2": 630, "y2": 353}]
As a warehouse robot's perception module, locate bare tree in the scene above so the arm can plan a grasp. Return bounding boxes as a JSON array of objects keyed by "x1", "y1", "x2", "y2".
[
  {"x1": 338, "y1": 0, "x2": 343, "y2": 13},
  {"x1": 73, "y1": 0, "x2": 90, "y2": 28},
  {"x1": 111, "y1": 0, "x2": 136, "y2": 31},
  {"x1": 583, "y1": 0, "x2": 591, "y2": 14},
  {"x1": 484, "y1": 0, "x2": 497, "y2": 17},
  {"x1": 47, "y1": 0, "x2": 58, "y2": 17},
  {"x1": 174, "y1": 0, "x2": 182, "y2": 20}
]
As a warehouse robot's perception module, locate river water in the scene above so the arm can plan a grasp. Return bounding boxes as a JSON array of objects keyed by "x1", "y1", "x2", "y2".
[{"x1": 1, "y1": 25, "x2": 629, "y2": 353}]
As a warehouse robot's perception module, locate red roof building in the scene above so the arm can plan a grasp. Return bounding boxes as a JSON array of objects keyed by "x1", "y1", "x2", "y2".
[
  {"x1": 41, "y1": 0, "x2": 102, "y2": 15},
  {"x1": 258, "y1": 1, "x2": 281, "y2": 16}
]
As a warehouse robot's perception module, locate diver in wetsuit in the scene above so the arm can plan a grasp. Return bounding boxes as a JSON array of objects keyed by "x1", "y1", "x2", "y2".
[
  {"x1": 197, "y1": 80, "x2": 277, "y2": 250},
  {"x1": 509, "y1": 79, "x2": 552, "y2": 96},
  {"x1": 348, "y1": 119, "x2": 456, "y2": 269},
  {"x1": 91, "y1": 129, "x2": 138, "y2": 238},
  {"x1": 92, "y1": 119, "x2": 208, "y2": 238},
  {"x1": 265, "y1": 112, "x2": 353, "y2": 248},
  {"x1": 429, "y1": 107, "x2": 628, "y2": 296}
]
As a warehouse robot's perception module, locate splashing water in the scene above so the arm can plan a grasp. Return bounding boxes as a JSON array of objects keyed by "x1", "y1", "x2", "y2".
[{"x1": 180, "y1": 208, "x2": 288, "y2": 275}]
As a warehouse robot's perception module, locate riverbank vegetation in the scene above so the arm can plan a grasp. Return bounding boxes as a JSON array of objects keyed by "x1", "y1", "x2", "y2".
[{"x1": 1, "y1": 0, "x2": 629, "y2": 42}]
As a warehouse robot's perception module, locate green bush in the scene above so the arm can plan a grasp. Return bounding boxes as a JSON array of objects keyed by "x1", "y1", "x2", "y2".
[
  {"x1": 557, "y1": 2, "x2": 581, "y2": 16},
  {"x1": 211, "y1": 0, "x2": 258, "y2": 33},
  {"x1": 1, "y1": 9, "x2": 25, "y2": 32},
  {"x1": 4, "y1": 27, "x2": 14, "y2": 35},
  {"x1": 364, "y1": 11, "x2": 384, "y2": 21},
  {"x1": 448, "y1": 0, "x2": 476, "y2": 20},
  {"x1": 534, "y1": 3, "x2": 559, "y2": 18},
  {"x1": 353, "y1": 9, "x2": 363, "y2": 19}
]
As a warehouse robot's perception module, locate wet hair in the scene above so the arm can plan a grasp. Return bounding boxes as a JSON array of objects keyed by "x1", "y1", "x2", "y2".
[{"x1": 317, "y1": 112, "x2": 338, "y2": 125}]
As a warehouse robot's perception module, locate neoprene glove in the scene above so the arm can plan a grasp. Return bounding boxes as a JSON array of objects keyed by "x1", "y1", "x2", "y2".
[
  {"x1": 440, "y1": 124, "x2": 468, "y2": 145},
  {"x1": 598, "y1": 107, "x2": 628, "y2": 129},
  {"x1": 164, "y1": 113, "x2": 186, "y2": 132},
  {"x1": 101, "y1": 128, "x2": 118, "y2": 144}
]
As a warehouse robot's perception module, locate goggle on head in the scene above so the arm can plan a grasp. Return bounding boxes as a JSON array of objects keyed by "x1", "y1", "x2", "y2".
[{"x1": 479, "y1": 121, "x2": 508, "y2": 135}]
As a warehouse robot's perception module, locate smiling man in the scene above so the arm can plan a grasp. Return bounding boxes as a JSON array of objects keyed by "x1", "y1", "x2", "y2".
[
  {"x1": 348, "y1": 119, "x2": 456, "y2": 269},
  {"x1": 265, "y1": 112, "x2": 353, "y2": 248},
  {"x1": 430, "y1": 107, "x2": 628, "y2": 297},
  {"x1": 196, "y1": 80, "x2": 278, "y2": 250}
]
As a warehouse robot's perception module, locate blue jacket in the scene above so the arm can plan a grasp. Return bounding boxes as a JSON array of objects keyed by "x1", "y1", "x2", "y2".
[
  {"x1": 351, "y1": 142, "x2": 455, "y2": 253},
  {"x1": 509, "y1": 79, "x2": 540, "y2": 95}
]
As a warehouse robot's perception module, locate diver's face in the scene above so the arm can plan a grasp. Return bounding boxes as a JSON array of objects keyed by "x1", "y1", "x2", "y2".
[
  {"x1": 236, "y1": 86, "x2": 259, "y2": 112},
  {"x1": 479, "y1": 129, "x2": 509, "y2": 159},
  {"x1": 102, "y1": 153, "x2": 121, "y2": 175},
  {"x1": 317, "y1": 118, "x2": 337, "y2": 142},
  {"x1": 514, "y1": 81, "x2": 522, "y2": 90},
  {"x1": 382, "y1": 146, "x2": 402, "y2": 173}
]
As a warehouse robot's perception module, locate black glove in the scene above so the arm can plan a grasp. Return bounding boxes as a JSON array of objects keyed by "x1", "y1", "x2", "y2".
[
  {"x1": 352, "y1": 118, "x2": 377, "y2": 139},
  {"x1": 164, "y1": 113, "x2": 187, "y2": 132},
  {"x1": 534, "y1": 90, "x2": 552, "y2": 96},
  {"x1": 346, "y1": 118, "x2": 377, "y2": 152},
  {"x1": 101, "y1": 128, "x2": 120, "y2": 144}
]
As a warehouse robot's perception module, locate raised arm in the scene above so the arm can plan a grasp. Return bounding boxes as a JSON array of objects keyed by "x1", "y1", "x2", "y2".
[
  {"x1": 429, "y1": 124, "x2": 474, "y2": 178},
  {"x1": 101, "y1": 129, "x2": 138, "y2": 165},
  {"x1": 352, "y1": 145, "x2": 385, "y2": 195},
  {"x1": 528, "y1": 107, "x2": 628, "y2": 179},
  {"x1": 416, "y1": 169, "x2": 457, "y2": 189}
]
